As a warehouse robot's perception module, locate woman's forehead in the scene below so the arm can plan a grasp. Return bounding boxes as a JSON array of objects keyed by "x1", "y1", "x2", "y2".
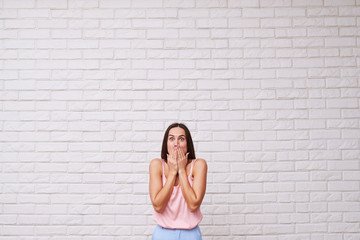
[{"x1": 169, "y1": 127, "x2": 186, "y2": 136}]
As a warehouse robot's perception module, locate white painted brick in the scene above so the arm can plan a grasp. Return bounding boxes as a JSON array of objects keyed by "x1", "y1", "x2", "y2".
[
  {"x1": 339, "y1": 6, "x2": 360, "y2": 16},
  {"x1": 292, "y1": 0, "x2": 323, "y2": 6},
  {"x1": 276, "y1": 8, "x2": 306, "y2": 17},
  {"x1": 243, "y1": 8, "x2": 274, "y2": 18},
  {"x1": 261, "y1": 18, "x2": 292, "y2": 28},
  {"x1": 178, "y1": 9, "x2": 208, "y2": 18},
  {"x1": 83, "y1": 9, "x2": 114, "y2": 19},
  {"x1": 3, "y1": 226, "x2": 35, "y2": 235},
  {"x1": 263, "y1": 162, "x2": 294, "y2": 172},
  {"x1": 293, "y1": 58, "x2": 324, "y2": 68},
  {"x1": 230, "y1": 0, "x2": 259, "y2": 7},
  {"x1": 244, "y1": 28, "x2": 274, "y2": 38},
  {"x1": 165, "y1": 59, "x2": 195, "y2": 69},
  {"x1": 330, "y1": 223, "x2": 360, "y2": 234},
  {"x1": 263, "y1": 224, "x2": 295, "y2": 234},
  {"x1": 37, "y1": 0, "x2": 67, "y2": 9},
  {"x1": 276, "y1": 28, "x2": 307, "y2": 37},
  {"x1": 325, "y1": 37, "x2": 357, "y2": 47},
  {"x1": 210, "y1": 8, "x2": 242, "y2": 18},
  {"x1": 197, "y1": 18, "x2": 228, "y2": 28},
  {"x1": 164, "y1": 0, "x2": 195, "y2": 8},
  {"x1": 198, "y1": 141, "x2": 229, "y2": 152},
  {"x1": 68, "y1": 40, "x2": 99, "y2": 49},
  {"x1": 307, "y1": 8, "x2": 338, "y2": 17},
  {"x1": 244, "y1": 48, "x2": 275, "y2": 58},
  {"x1": 263, "y1": 203, "x2": 294, "y2": 213},
  {"x1": 325, "y1": 0, "x2": 355, "y2": 6},
  {"x1": 36, "y1": 39, "x2": 67, "y2": 49},
  {"x1": 99, "y1": 0, "x2": 130, "y2": 8},
  {"x1": 4, "y1": 0, "x2": 35, "y2": 8},
  {"x1": 181, "y1": 29, "x2": 210, "y2": 38}
]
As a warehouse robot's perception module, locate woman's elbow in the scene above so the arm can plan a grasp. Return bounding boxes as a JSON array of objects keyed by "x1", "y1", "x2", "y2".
[
  {"x1": 153, "y1": 204, "x2": 165, "y2": 213},
  {"x1": 188, "y1": 203, "x2": 200, "y2": 212}
]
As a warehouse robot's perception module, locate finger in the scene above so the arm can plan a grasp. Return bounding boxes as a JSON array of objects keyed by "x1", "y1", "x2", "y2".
[
  {"x1": 178, "y1": 148, "x2": 182, "y2": 160},
  {"x1": 180, "y1": 148, "x2": 185, "y2": 159},
  {"x1": 175, "y1": 149, "x2": 179, "y2": 160},
  {"x1": 171, "y1": 149, "x2": 176, "y2": 161},
  {"x1": 186, "y1": 152, "x2": 189, "y2": 159}
]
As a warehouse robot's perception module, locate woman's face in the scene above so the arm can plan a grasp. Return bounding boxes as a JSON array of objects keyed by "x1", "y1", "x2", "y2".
[{"x1": 167, "y1": 127, "x2": 187, "y2": 155}]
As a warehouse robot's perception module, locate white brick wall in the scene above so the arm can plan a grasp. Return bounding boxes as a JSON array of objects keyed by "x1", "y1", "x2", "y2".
[{"x1": 1, "y1": 0, "x2": 360, "y2": 239}]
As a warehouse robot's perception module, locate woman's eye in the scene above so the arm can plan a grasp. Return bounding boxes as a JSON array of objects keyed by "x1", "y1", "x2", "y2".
[{"x1": 180, "y1": 138, "x2": 185, "y2": 141}]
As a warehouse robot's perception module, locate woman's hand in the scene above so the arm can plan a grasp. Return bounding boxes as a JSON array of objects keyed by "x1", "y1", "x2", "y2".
[
  {"x1": 177, "y1": 148, "x2": 189, "y2": 173},
  {"x1": 167, "y1": 148, "x2": 178, "y2": 176}
]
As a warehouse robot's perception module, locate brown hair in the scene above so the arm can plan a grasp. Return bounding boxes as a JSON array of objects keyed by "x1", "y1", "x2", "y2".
[{"x1": 161, "y1": 123, "x2": 196, "y2": 163}]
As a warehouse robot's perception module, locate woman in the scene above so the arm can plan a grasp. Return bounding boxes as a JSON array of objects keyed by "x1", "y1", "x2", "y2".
[{"x1": 149, "y1": 123, "x2": 207, "y2": 240}]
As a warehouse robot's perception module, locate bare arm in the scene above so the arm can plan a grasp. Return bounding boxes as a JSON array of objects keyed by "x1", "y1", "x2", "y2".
[
  {"x1": 149, "y1": 155, "x2": 178, "y2": 213},
  {"x1": 178, "y1": 154, "x2": 207, "y2": 212}
]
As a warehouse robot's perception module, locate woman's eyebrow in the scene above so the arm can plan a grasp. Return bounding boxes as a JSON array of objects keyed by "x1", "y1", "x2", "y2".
[{"x1": 169, "y1": 134, "x2": 185, "y2": 137}]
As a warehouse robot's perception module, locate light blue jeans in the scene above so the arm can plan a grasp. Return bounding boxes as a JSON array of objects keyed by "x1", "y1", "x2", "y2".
[{"x1": 152, "y1": 225, "x2": 202, "y2": 240}]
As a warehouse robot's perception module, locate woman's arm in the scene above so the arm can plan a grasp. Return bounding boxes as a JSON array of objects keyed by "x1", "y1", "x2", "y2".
[
  {"x1": 149, "y1": 156, "x2": 177, "y2": 213},
  {"x1": 178, "y1": 152, "x2": 207, "y2": 212}
]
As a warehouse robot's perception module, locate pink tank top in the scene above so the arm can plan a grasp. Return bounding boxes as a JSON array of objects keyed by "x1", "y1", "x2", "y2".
[{"x1": 152, "y1": 159, "x2": 203, "y2": 229}]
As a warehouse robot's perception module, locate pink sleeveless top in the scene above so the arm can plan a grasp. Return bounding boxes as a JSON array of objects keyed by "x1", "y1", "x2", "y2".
[{"x1": 152, "y1": 159, "x2": 203, "y2": 229}]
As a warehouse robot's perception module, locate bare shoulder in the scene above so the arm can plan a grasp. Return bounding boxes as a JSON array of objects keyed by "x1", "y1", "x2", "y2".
[
  {"x1": 193, "y1": 158, "x2": 207, "y2": 173},
  {"x1": 149, "y1": 158, "x2": 162, "y2": 172}
]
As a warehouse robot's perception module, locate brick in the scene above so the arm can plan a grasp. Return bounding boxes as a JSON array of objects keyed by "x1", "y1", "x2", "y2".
[
  {"x1": 0, "y1": 10, "x2": 17, "y2": 19},
  {"x1": 197, "y1": 18, "x2": 227, "y2": 28},
  {"x1": 328, "y1": 181, "x2": 360, "y2": 191},
  {"x1": 328, "y1": 223, "x2": 360, "y2": 233},
  {"x1": 244, "y1": 69, "x2": 276, "y2": 79},
  {"x1": 276, "y1": 28, "x2": 307, "y2": 37},
  {"x1": 325, "y1": 17, "x2": 356, "y2": 27},
  {"x1": 99, "y1": 0, "x2": 131, "y2": 8},
  {"x1": 244, "y1": 28, "x2": 275, "y2": 38},
  {"x1": 178, "y1": 9, "x2": 208, "y2": 18},
  {"x1": 325, "y1": 0, "x2": 355, "y2": 6},
  {"x1": 51, "y1": 29, "x2": 81, "y2": 39},
  {"x1": 211, "y1": 8, "x2": 242, "y2": 17},
  {"x1": 69, "y1": 19, "x2": 99, "y2": 29},
  {"x1": 325, "y1": 37, "x2": 356, "y2": 47},
  {"x1": 37, "y1": 39, "x2": 67, "y2": 49},
  {"x1": 211, "y1": 28, "x2": 243, "y2": 39},
  {"x1": 263, "y1": 203, "x2": 294, "y2": 213},
  {"x1": 180, "y1": 29, "x2": 210, "y2": 38},
  {"x1": 292, "y1": 0, "x2": 323, "y2": 6},
  {"x1": 164, "y1": 0, "x2": 195, "y2": 7},
  {"x1": 68, "y1": 40, "x2": 99, "y2": 49},
  {"x1": 37, "y1": 19, "x2": 67, "y2": 29},
  {"x1": 296, "y1": 223, "x2": 327, "y2": 233},
  {"x1": 37, "y1": 0, "x2": 67, "y2": 8},
  {"x1": 4, "y1": 0, "x2": 35, "y2": 8},
  {"x1": 83, "y1": 9, "x2": 114, "y2": 18},
  {"x1": 263, "y1": 224, "x2": 295, "y2": 234},
  {"x1": 243, "y1": 8, "x2": 274, "y2": 18},
  {"x1": 19, "y1": 9, "x2": 49, "y2": 18},
  {"x1": 261, "y1": 18, "x2": 291, "y2": 28},
  {"x1": 339, "y1": 6, "x2": 360, "y2": 16},
  {"x1": 308, "y1": 7, "x2": 338, "y2": 17},
  {"x1": 275, "y1": 8, "x2": 306, "y2": 17},
  {"x1": 198, "y1": 142, "x2": 229, "y2": 152}
]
